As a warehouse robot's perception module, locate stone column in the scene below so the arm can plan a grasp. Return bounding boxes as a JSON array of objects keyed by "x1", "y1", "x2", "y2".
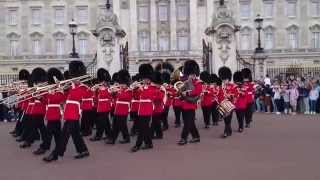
[
  {"x1": 170, "y1": 0, "x2": 177, "y2": 51},
  {"x1": 189, "y1": 0, "x2": 198, "y2": 50},
  {"x1": 150, "y1": 0, "x2": 157, "y2": 51},
  {"x1": 129, "y1": 0, "x2": 138, "y2": 51}
]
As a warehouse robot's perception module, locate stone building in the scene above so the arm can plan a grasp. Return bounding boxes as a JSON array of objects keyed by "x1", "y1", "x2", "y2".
[{"x1": 0, "y1": 0, "x2": 320, "y2": 83}]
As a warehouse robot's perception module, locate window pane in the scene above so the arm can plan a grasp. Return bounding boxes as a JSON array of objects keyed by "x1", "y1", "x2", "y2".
[
  {"x1": 288, "y1": 31, "x2": 298, "y2": 49},
  {"x1": 79, "y1": 39, "x2": 87, "y2": 55},
  {"x1": 177, "y1": 4, "x2": 188, "y2": 21},
  {"x1": 138, "y1": 6, "x2": 149, "y2": 22},
  {"x1": 287, "y1": 2, "x2": 296, "y2": 17},
  {"x1": 264, "y1": 3, "x2": 274, "y2": 18},
  {"x1": 178, "y1": 36, "x2": 189, "y2": 50},
  {"x1": 158, "y1": 5, "x2": 168, "y2": 22},
  {"x1": 56, "y1": 39, "x2": 64, "y2": 55},
  {"x1": 312, "y1": 32, "x2": 320, "y2": 48},
  {"x1": 265, "y1": 31, "x2": 273, "y2": 49},
  {"x1": 32, "y1": 9, "x2": 41, "y2": 25},
  {"x1": 158, "y1": 36, "x2": 169, "y2": 51},
  {"x1": 55, "y1": 9, "x2": 64, "y2": 25},
  {"x1": 240, "y1": 3, "x2": 250, "y2": 18},
  {"x1": 138, "y1": 32, "x2": 150, "y2": 51},
  {"x1": 8, "y1": 9, "x2": 17, "y2": 25},
  {"x1": 240, "y1": 33, "x2": 250, "y2": 50},
  {"x1": 312, "y1": 2, "x2": 320, "y2": 17},
  {"x1": 78, "y1": 7, "x2": 88, "y2": 24},
  {"x1": 10, "y1": 40, "x2": 18, "y2": 56},
  {"x1": 33, "y1": 40, "x2": 41, "y2": 55}
]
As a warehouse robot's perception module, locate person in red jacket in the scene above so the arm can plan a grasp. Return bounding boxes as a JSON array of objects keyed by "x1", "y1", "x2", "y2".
[
  {"x1": 241, "y1": 68, "x2": 255, "y2": 128},
  {"x1": 106, "y1": 70, "x2": 132, "y2": 144},
  {"x1": 44, "y1": 61, "x2": 90, "y2": 162},
  {"x1": 161, "y1": 72, "x2": 173, "y2": 131},
  {"x1": 80, "y1": 83, "x2": 94, "y2": 136},
  {"x1": 200, "y1": 71, "x2": 213, "y2": 129},
  {"x1": 91, "y1": 68, "x2": 113, "y2": 142},
  {"x1": 177, "y1": 60, "x2": 202, "y2": 145},
  {"x1": 210, "y1": 74, "x2": 220, "y2": 126},
  {"x1": 129, "y1": 74, "x2": 141, "y2": 136},
  {"x1": 151, "y1": 71, "x2": 166, "y2": 139},
  {"x1": 131, "y1": 64, "x2": 157, "y2": 152},
  {"x1": 233, "y1": 71, "x2": 246, "y2": 133},
  {"x1": 172, "y1": 81, "x2": 183, "y2": 128},
  {"x1": 218, "y1": 67, "x2": 239, "y2": 138}
]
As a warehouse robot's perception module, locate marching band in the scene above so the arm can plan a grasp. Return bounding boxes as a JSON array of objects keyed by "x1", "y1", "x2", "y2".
[{"x1": 2, "y1": 60, "x2": 256, "y2": 163}]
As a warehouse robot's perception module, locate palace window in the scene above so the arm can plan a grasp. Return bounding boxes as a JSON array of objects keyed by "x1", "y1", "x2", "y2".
[
  {"x1": 264, "y1": 27, "x2": 274, "y2": 49},
  {"x1": 158, "y1": 33, "x2": 170, "y2": 51},
  {"x1": 311, "y1": 0, "x2": 320, "y2": 17},
  {"x1": 240, "y1": 28, "x2": 251, "y2": 50},
  {"x1": 8, "y1": 8, "x2": 18, "y2": 26},
  {"x1": 54, "y1": 8, "x2": 65, "y2": 25},
  {"x1": 32, "y1": 39, "x2": 41, "y2": 55},
  {"x1": 158, "y1": 5, "x2": 169, "y2": 22},
  {"x1": 79, "y1": 39, "x2": 88, "y2": 55},
  {"x1": 9, "y1": 40, "x2": 18, "y2": 56},
  {"x1": 56, "y1": 39, "x2": 65, "y2": 55},
  {"x1": 31, "y1": 8, "x2": 41, "y2": 25},
  {"x1": 263, "y1": 1, "x2": 274, "y2": 18},
  {"x1": 287, "y1": 26, "x2": 299, "y2": 49},
  {"x1": 240, "y1": 1, "x2": 251, "y2": 19},
  {"x1": 312, "y1": 32, "x2": 320, "y2": 48},
  {"x1": 287, "y1": 1, "x2": 297, "y2": 17},
  {"x1": 177, "y1": 31, "x2": 189, "y2": 50},
  {"x1": 138, "y1": 6, "x2": 149, "y2": 23},
  {"x1": 77, "y1": 6, "x2": 88, "y2": 24},
  {"x1": 138, "y1": 31, "x2": 150, "y2": 51},
  {"x1": 177, "y1": 4, "x2": 188, "y2": 21}
]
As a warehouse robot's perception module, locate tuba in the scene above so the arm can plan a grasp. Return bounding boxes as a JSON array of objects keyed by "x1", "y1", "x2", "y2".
[{"x1": 174, "y1": 79, "x2": 200, "y2": 103}]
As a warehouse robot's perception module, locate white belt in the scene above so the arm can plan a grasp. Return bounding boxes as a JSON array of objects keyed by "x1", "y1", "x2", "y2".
[
  {"x1": 131, "y1": 100, "x2": 139, "y2": 103},
  {"x1": 140, "y1": 99, "x2": 152, "y2": 103},
  {"x1": 116, "y1": 101, "x2": 130, "y2": 105},
  {"x1": 29, "y1": 103, "x2": 35, "y2": 105},
  {"x1": 35, "y1": 100, "x2": 41, "y2": 103},
  {"x1": 66, "y1": 100, "x2": 80, "y2": 106},
  {"x1": 99, "y1": 98, "x2": 110, "y2": 102},
  {"x1": 47, "y1": 104, "x2": 60, "y2": 108},
  {"x1": 248, "y1": 92, "x2": 253, "y2": 95},
  {"x1": 82, "y1": 98, "x2": 93, "y2": 101}
]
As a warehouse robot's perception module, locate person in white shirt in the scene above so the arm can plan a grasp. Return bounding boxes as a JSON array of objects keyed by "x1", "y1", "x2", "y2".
[{"x1": 264, "y1": 74, "x2": 271, "y2": 86}]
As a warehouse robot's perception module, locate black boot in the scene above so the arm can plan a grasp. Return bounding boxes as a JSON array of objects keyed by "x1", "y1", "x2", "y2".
[
  {"x1": 16, "y1": 137, "x2": 24, "y2": 142},
  {"x1": 189, "y1": 138, "x2": 200, "y2": 143},
  {"x1": 105, "y1": 139, "x2": 115, "y2": 145},
  {"x1": 20, "y1": 142, "x2": 31, "y2": 148},
  {"x1": 89, "y1": 136, "x2": 101, "y2": 142},
  {"x1": 74, "y1": 151, "x2": 90, "y2": 159},
  {"x1": 119, "y1": 139, "x2": 130, "y2": 144},
  {"x1": 43, "y1": 153, "x2": 58, "y2": 162},
  {"x1": 130, "y1": 146, "x2": 140, "y2": 153},
  {"x1": 141, "y1": 144, "x2": 153, "y2": 150},
  {"x1": 177, "y1": 139, "x2": 187, "y2": 145},
  {"x1": 33, "y1": 148, "x2": 47, "y2": 155}
]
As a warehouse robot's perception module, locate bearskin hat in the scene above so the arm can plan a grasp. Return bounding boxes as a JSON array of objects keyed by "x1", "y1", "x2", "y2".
[
  {"x1": 241, "y1": 68, "x2": 252, "y2": 81},
  {"x1": 183, "y1": 60, "x2": 200, "y2": 76},
  {"x1": 216, "y1": 77, "x2": 222, "y2": 86},
  {"x1": 200, "y1": 71, "x2": 211, "y2": 83},
  {"x1": 210, "y1": 73, "x2": 218, "y2": 84},
  {"x1": 63, "y1": 71, "x2": 69, "y2": 80},
  {"x1": 139, "y1": 63, "x2": 154, "y2": 79},
  {"x1": 97, "y1": 68, "x2": 111, "y2": 83},
  {"x1": 132, "y1": 73, "x2": 141, "y2": 82},
  {"x1": 233, "y1": 71, "x2": 243, "y2": 84},
  {"x1": 31, "y1": 67, "x2": 47, "y2": 84},
  {"x1": 118, "y1": 69, "x2": 131, "y2": 85},
  {"x1": 112, "y1": 72, "x2": 119, "y2": 84},
  {"x1": 152, "y1": 71, "x2": 162, "y2": 85},
  {"x1": 18, "y1": 69, "x2": 30, "y2": 81},
  {"x1": 69, "y1": 61, "x2": 86, "y2": 78},
  {"x1": 218, "y1": 66, "x2": 232, "y2": 81},
  {"x1": 161, "y1": 72, "x2": 171, "y2": 84},
  {"x1": 47, "y1": 68, "x2": 64, "y2": 84}
]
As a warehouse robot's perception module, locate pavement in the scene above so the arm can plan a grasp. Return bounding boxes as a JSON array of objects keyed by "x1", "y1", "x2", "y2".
[{"x1": 0, "y1": 112, "x2": 320, "y2": 180}]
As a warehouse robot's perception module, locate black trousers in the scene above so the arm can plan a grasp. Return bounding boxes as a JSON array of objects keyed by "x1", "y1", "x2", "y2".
[
  {"x1": 223, "y1": 112, "x2": 233, "y2": 136},
  {"x1": 81, "y1": 110, "x2": 94, "y2": 136},
  {"x1": 46, "y1": 121, "x2": 61, "y2": 154},
  {"x1": 181, "y1": 110, "x2": 200, "y2": 140},
  {"x1": 173, "y1": 106, "x2": 182, "y2": 125},
  {"x1": 135, "y1": 116, "x2": 152, "y2": 147},
  {"x1": 58, "y1": 121, "x2": 88, "y2": 156},
  {"x1": 201, "y1": 106, "x2": 211, "y2": 126},
  {"x1": 244, "y1": 102, "x2": 254, "y2": 125},
  {"x1": 151, "y1": 113, "x2": 163, "y2": 138},
  {"x1": 112, "y1": 115, "x2": 130, "y2": 142},
  {"x1": 130, "y1": 112, "x2": 139, "y2": 134},
  {"x1": 162, "y1": 107, "x2": 169, "y2": 129},
  {"x1": 235, "y1": 109, "x2": 245, "y2": 130},
  {"x1": 15, "y1": 111, "x2": 25, "y2": 136},
  {"x1": 26, "y1": 115, "x2": 49, "y2": 149},
  {"x1": 211, "y1": 103, "x2": 219, "y2": 124},
  {"x1": 95, "y1": 112, "x2": 112, "y2": 139}
]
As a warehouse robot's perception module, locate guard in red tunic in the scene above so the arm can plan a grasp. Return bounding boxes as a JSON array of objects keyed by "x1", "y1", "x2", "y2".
[
  {"x1": 210, "y1": 74, "x2": 220, "y2": 126},
  {"x1": 172, "y1": 82, "x2": 183, "y2": 128},
  {"x1": 241, "y1": 68, "x2": 255, "y2": 128},
  {"x1": 44, "y1": 61, "x2": 90, "y2": 162},
  {"x1": 233, "y1": 71, "x2": 247, "y2": 133},
  {"x1": 91, "y1": 68, "x2": 112, "y2": 141},
  {"x1": 21, "y1": 68, "x2": 49, "y2": 150},
  {"x1": 161, "y1": 72, "x2": 173, "y2": 131},
  {"x1": 80, "y1": 83, "x2": 94, "y2": 136},
  {"x1": 151, "y1": 71, "x2": 166, "y2": 139},
  {"x1": 200, "y1": 71, "x2": 213, "y2": 129},
  {"x1": 218, "y1": 67, "x2": 239, "y2": 138},
  {"x1": 177, "y1": 60, "x2": 202, "y2": 145},
  {"x1": 131, "y1": 64, "x2": 157, "y2": 152},
  {"x1": 129, "y1": 74, "x2": 141, "y2": 136},
  {"x1": 106, "y1": 70, "x2": 132, "y2": 144}
]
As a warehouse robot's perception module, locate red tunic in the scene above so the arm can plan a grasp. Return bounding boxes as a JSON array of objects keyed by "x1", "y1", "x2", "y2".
[
  {"x1": 45, "y1": 91, "x2": 65, "y2": 121},
  {"x1": 172, "y1": 88, "x2": 182, "y2": 107},
  {"x1": 217, "y1": 82, "x2": 239, "y2": 104},
  {"x1": 201, "y1": 84, "x2": 214, "y2": 107},
  {"x1": 114, "y1": 86, "x2": 132, "y2": 116},
  {"x1": 137, "y1": 84, "x2": 157, "y2": 116},
  {"x1": 130, "y1": 89, "x2": 140, "y2": 113},
  {"x1": 96, "y1": 85, "x2": 112, "y2": 113},
  {"x1": 63, "y1": 83, "x2": 88, "y2": 121},
  {"x1": 243, "y1": 81, "x2": 255, "y2": 105},
  {"x1": 153, "y1": 85, "x2": 166, "y2": 114},
  {"x1": 181, "y1": 79, "x2": 203, "y2": 110},
  {"x1": 164, "y1": 84, "x2": 175, "y2": 107},
  {"x1": 31, "y1": 98, "x2": 46, "y2": 115},
  {"x1": 81, "y1": 85, "x2": 94, "y2": 111},
  {"x1": 235, "y1": 85, "x2": 247, "y2": 110}
]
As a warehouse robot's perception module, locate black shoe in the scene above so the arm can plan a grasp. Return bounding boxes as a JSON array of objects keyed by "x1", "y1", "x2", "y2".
[
  {"x1": 33, "y1": 148, "x2": 46, "y2": 155},
  {"x1": 119, "y1": 139, "x2": 130, "y2": 144},
  {"x1": 16, "y1": 138, "x2": 24, "y2": 142},
  {"x1": 177, "y1": 139, "x2": 187, "y2": 145},
  {"x1": 130, "y1": 146, "x2": 140, "y2": 153},
  {"x1": 9, "y1": 130, "x2": 16, "y2": 135},
  {"x1": 153, "y1": 136, "x2": 163, "y2": 140},
  {"x1": 162, "y1": 126, "x2": 168, "y2": 131},
  {"x1": 245, "y1": 124, "x2": 250, "y2": 128},
  {"x1": 89, "y1": 136, "x2": 101, "y2": 142},
  {"x1": 212, "y1": 122, "x2": 218, "y2": 126},
  {"x1": 204, "y1": 125, "x2": 210, "y2": 129},
  {"x1": 105, "y1": 139, "x2": 115, "y2": 145},
  {"x1": 174, "y1": 124, "x2": 181, "y2": 128},
  {"x1": 141, "y1": 144, "x2": 153, "y2": 150},
  {"x1": 43, "y1": 153, "x2": 58, "y2": 162},
  {"x1": 189, "y1": 138, "x2": 200, "y2": 143},
  {"x1": 82, "y1": 133, "x2": 90, "y2": 137},
  {"x1": 221, "y1": 133, "x2": 228, "y2": 138},
  {"x1": 20, "y1": 142, "x2": 31, "y2": 148},
  {"x1": 238, "y1": 128, "x2": 243, "y2": 133},
  {"x1": 74, "y1": 151, "x2": 90, "y2": 159}
]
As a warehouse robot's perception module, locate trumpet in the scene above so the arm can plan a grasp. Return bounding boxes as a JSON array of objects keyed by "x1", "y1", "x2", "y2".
[
  {"x1": 130, "y1": 81, "x2": 143, "y2": 90},
  {"x1": 173, "y1": 81, "x2": 184, "y2": 92}
]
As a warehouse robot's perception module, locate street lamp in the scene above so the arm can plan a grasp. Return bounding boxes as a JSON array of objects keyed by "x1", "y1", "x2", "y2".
[
  {"x1": 69, "y1": 19, "x2": 79, "y2": 58},
  {"x1": 254, "y1": 14, "x2": 264, "y2": 53}
]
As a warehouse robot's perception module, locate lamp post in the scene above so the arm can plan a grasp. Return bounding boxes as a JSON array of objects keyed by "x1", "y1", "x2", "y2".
[
  {"x1": 69, "y1": 19, "x2": 79, "y2": 58},
  {"x1": 254, "y1": 14, "x2": 264, "y2": 53}
]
